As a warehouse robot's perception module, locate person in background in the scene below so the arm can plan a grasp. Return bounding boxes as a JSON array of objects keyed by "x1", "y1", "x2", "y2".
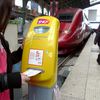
[
  {"x1": 0, "y1": 0, "x2": 30, "y2": 100},
  {"x1": 93, "y1": 24, "x2": 100, "y2": 64},
  {"x1": 31, "y1": 0, "x2": 39, "y2": 16}
]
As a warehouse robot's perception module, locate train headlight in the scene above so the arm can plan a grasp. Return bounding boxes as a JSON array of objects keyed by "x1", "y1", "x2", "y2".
[
  {"x1": 63, "y1": 29, "x2": 71, "y2": 35},
  {"x1": 64, "y1": 30, "x2": 68, "y2": 34}
]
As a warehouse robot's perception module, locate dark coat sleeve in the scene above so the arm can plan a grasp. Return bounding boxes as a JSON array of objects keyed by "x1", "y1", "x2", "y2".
[
  {"x1": 0, "y1": 35, "x2": 22, "y2": 93},
  {"x1": 0, "y1": 72, "x2": 21, "y2": 92},
  {"x1": 0, "y1": 34, "x2": 23, "y2": 65},
  {"x1": 11, "y1": 47, "x2": 23, "y2": 64}
]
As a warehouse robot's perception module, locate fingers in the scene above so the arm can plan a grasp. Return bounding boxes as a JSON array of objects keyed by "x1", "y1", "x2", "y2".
[{"x1": 21, "y1": 73, "x2": 30, "y2": 84}]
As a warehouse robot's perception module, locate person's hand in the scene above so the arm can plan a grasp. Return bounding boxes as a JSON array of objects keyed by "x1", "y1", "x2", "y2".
[{"x1": 21, "y1": 73, "x2": 30, "y2": 84}]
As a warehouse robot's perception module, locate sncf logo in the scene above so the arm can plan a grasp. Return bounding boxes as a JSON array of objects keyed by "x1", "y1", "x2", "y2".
[{"x1": 37, "y1": 19, "x2": 49, "y2": 24}]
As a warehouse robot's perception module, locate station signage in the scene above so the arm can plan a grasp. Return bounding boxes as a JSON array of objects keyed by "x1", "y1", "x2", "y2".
[{"x1": 37, "y1": 19, "x2": 49, "y2": 24}]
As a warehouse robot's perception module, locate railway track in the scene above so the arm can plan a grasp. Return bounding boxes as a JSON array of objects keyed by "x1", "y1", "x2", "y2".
[
  {"x1": 57, "y1": 52, "x2": 80, "y2": 88},
  {"x1": 57, "y1": 41, "x2": 87, "y2": 88},
  {"x1": 58, "y1": 54, "x2": 74, "y2": 71}
]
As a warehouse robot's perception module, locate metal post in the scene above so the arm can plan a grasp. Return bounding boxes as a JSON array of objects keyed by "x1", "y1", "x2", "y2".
[
  {"x1": 28, "y1": 85, "x2": 55, "y2": 100},
  {"x1": 22, "y1": 0, "x2": 29, "y2": 35},
  {"x1": 41, "y1": 0, "x2": 44, "y2": 15}
]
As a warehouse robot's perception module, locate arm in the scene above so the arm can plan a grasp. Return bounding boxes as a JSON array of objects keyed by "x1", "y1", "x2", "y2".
[
  {"x1": 11, "y1": 47, "x2": 23, "y2": 64},
  {"x1": 0, "y1": 72, "x2": 21, "y2": 92},
  {"x1": 0, "y1": 37, "x2": 22, "y2": 65}
]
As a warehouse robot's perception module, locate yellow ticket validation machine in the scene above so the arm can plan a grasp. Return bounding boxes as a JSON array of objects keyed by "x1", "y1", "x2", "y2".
[{"x1": 21, "y1": 16, "x2": 60, "y2": 88}]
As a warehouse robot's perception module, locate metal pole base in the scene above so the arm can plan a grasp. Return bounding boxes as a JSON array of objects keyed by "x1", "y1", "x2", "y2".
[{"x1": 28, "y1": 85, "x2": 54, "y2": 100}]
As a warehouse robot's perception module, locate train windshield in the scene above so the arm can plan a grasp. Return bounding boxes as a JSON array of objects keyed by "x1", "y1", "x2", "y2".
[
  {"x1": 58, "y1": 13, "x2": 74, "y2": 22},
  {"x1": 34, "y1": 26, "x2": 49, "y2": 34}
]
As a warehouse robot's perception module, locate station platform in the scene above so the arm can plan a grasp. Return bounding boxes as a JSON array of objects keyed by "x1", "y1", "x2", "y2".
[{"x1": 60, "y1": 33, "x2": 100, "y2": 100}]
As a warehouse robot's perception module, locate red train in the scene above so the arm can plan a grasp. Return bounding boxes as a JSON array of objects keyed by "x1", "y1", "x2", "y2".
[{"x1": 57, "y1": 7, "x2": 91, "y2": 55}]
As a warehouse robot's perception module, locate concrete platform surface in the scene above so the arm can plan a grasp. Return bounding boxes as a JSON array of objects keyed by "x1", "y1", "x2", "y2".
[{"x1": 60, "y1": 34, "x2": 100, "y2": 100}]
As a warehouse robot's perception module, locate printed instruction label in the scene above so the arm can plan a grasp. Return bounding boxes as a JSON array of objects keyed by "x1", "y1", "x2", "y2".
[{"x1": 28, "y1": 49, "x2": 43, "y2": 66}]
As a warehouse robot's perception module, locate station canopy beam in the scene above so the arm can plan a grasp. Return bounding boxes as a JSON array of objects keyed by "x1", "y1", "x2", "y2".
[{"x1": 44, "y1": 0, "x2": 100, "y2": 9}]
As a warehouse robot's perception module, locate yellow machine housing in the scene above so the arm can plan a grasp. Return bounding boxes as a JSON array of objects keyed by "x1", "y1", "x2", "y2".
[{"x1": 21, "y1": 16, "x2": 60, "y2": 88}]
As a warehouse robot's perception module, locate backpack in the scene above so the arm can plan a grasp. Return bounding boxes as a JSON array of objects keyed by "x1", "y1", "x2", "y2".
[{"x1": 0, "y1": 40, "x2": 10, "y2": 100}]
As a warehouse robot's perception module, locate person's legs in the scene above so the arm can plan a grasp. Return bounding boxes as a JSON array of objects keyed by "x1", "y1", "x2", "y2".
[
  {"x1": 96, "y1": 41, "x2": 100, "y2": 65},
  {"x1": 97, "y1": 53, "x2": 100, "y2": 65}
]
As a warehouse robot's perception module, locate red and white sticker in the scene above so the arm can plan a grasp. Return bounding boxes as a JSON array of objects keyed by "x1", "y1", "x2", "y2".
[
  {"x1": 37, "y1": 19, "x2": 49, "y2": 24},
  {"x1": 28, "y1": 49, "x2": 43, "y2": 66}
]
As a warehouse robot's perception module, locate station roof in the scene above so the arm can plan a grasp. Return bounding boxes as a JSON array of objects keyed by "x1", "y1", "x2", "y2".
[{"x1": 44, "y1": 0, "x2": 100, "y2": 9}]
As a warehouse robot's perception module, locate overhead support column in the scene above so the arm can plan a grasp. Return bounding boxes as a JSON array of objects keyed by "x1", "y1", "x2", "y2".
[
  {"x1": 50, "y1": 0, "x2": 58, "y2": 16},
  {"x1": 41, "y1": 0, "x2": 44, "y2": 15},
  {"x1": 22, "y1": 0, "x2": 29, "y2": 35}
]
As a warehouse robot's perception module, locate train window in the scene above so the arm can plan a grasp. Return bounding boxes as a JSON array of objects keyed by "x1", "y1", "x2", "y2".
[
  {"x1": 58, "y1": 13, "x2": 74, "y2": 22},
  {"x1": 34, "y1": 26, "x2": 49, "y2": 34}
]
